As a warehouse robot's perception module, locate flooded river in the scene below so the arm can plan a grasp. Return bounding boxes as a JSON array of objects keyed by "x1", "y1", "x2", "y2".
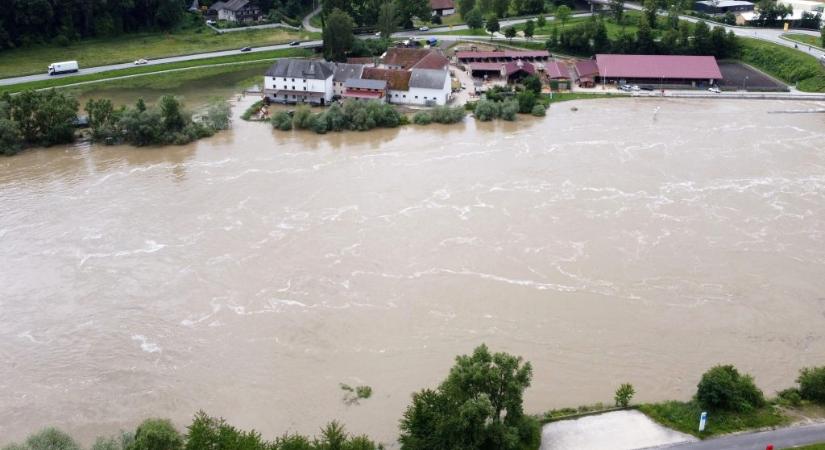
[{"x1": 1, "y1": 98, "x2": 825, "y2": 445}]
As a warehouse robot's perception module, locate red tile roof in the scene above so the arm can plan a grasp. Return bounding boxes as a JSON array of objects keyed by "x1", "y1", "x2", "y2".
[
  {"x1": 362, "y1": 67, "x2": 412, "y2": 91},
  {"x1": 412, "y1": 52, "x2": 450, "y2": 70},
  {"x1": 455, "y1": 50, "x2": 550, "y2": 60},
  {"x1": 383, "y1": 48, "x2": 434, "y2": 69},
  {"x1": 545, "y1": 61, "x2": 570, "y2": 79},
  {"x1": 430, "y1": 0, "x2": 455, "y2": 10},
  {"x1": 595, "y1": 54, "x2": 723, "y2": 80}
]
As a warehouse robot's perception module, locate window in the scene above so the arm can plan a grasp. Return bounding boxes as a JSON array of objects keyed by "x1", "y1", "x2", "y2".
[
  {"x1": 303, "y1": 87, "x2": 306, "y2": 91},
  {"x1": 292, "y1": 78, "x2": 295, "y2": 82},
  {"x1": 415, "y1": 96, "x2": 418, "y2": 99}
]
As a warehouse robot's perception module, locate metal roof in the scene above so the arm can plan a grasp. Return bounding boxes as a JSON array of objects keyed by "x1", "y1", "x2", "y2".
[
  {"x1": 409, "y1": 68, "x2": 449, "y2": 89},
  {"x1": 344, "y1": 78, "x2": 387, "y2": 90},
  {"x1": 696, "y1": 0, "x2": 754, "y2": 6},
  {"x1": 595, "y1": 54, "x2": 723, "y2": 80},
  {"x1": 333, "y1": 63, "x2": 364, "y2": 82},
  {"x1": 266, "y1": 59, "x2": 335, "y2": 80},
  {"x1": 455, "y1": 50, "x2": 550, "y2": 60},
  {"x1": 545, "y1": 61, "x2": 570, "y2": 79}
]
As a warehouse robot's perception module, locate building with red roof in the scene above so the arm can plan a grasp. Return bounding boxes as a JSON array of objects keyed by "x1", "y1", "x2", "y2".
[
  {"x1": 456, "y1": 50, "x2": 550, "y2": 63},
  {"x1": 594, "y1": 54, "x2": 722, "y2": 86},
  {"x1": 430, "y1": 0, "x2": 456, "y2": 16}
]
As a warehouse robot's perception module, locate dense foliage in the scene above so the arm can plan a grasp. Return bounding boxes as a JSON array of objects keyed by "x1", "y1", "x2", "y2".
[
  {"x1": 696, "y1": 365, "x2": 765, "y2": 412},
  {"x1": 0, "y1": 0, "x2": 316, "y2": 49},
  {"x1": 797, "y1": 366, "x2": 825, "y2": 404},
  {"x1": 322, "y1": 0, "x2": 428, "y2": 29},
  {"x1": 739, "y1": 38, "x2": 825, "y2": 92},
  {"x1": 0, "y1": 89, "x2": 77, "y2": 154},
  {"x1": 399, "y1": 344, "x2": 540, "y2": 450},
  {"x1": 412, "y1": 106, "x2": 466, "y2": 125},
  {"x1": 272, "y1": 101, "x2": 403, "y2": 134},
  {"x1": 323, "y1": 8, "x2": 356, "y2": 62}
]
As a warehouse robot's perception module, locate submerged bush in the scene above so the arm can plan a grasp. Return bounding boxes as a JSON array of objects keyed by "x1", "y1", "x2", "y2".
[
  {"x1": 696, "y1": 365, "x2": 765, "y2": 412},
  {"x1": 531, "y1": 104, "x2": 546, "y2": 117},
  {"x1": 271, "y1": 111, "x2": 293, "y2": 131},
  {"x1": 798, "y1": 366, "x2": 825, "y2": 403},
  {"x1": 412, "y1": 111, "x2": 432, "y2": 125},
  {"x1": 429, "y1": 105, "x2": 465, "y2": 124},
  {"x1": 133, "y1": 418, "x2": 183, "y2": 450},
  {"x1": 0, "y1": 118, "x2": 24, "y2": 155}
]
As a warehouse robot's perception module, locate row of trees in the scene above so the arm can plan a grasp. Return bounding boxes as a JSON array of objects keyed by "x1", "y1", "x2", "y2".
[
  {"x1": 546, "y1": 16, "x2": 739, "y2": 59},
  {"x1": 457, "y1": 0, "x2": 546, "y2": 18},
  {"x1": 321, "y1": 0, "x2": 430, "y2": 29},
  {"x1": 0, "y1": 0, "x2": 316, "y2": 49},
  {"x1": 0, "y1": 90, "x2": 230, "y2": 156},
  {"x1": 4, "y1": 346, "x2": 825, "y2": 450},
  {"x1": 272, "y1": 101, "x2": 404, "y2": 133}
]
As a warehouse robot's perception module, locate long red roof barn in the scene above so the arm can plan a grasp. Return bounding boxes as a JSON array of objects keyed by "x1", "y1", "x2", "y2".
[{"x1": 595, "y1": 54, "x2": 722, "y2": 80}]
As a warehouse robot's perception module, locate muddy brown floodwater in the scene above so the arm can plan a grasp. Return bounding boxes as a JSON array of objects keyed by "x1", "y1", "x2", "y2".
[{"x1": 2, "y1": 98, "x2": 825, "y2": 446}]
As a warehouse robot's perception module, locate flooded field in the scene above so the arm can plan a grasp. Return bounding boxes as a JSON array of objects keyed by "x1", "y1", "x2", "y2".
[{"x1": 1, "y1": 98, "x2": 825, "y2": 446}]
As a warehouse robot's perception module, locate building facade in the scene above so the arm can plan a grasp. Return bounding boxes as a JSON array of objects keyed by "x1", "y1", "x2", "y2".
[
  {"x1": 208, "y1": 0, "x2": 262, "y2": 22},
  {"x1": 264, "y1": 59, "x2": 335, "y2": 105}
]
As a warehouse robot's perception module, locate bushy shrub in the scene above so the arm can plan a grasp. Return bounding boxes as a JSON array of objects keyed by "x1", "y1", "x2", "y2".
[
  {"x1": 204, "y1": 100, "x2": 231, "y2": 131},
  {"x1": 21, "y1": 428, "x2": 80, "y2": 450},
  {"x1": 429, "y1": 105, "x2": 465, "y2": 124},
  {"x1": 0, "y1": 118, "x2": 23, "y2": 155},
  {"x1": 516, "y1": 90, "x2": 537, "y2": 114},
  {"x1": 696, "y1": 365, "x2": 765, "y2": 412},
  {"x1": 499, "y1": 99, "x2": 519, "y2": 121},
  {"x1": 798, "y1": 366, "x2": 825, "y2": 403},
  {"x1": 473, "y1": 99, "x2": 500, "y2": 121},
  {"x1": 615, "y1": 383, "x2": 635, "y2": 407},
  {"x1": 776, "y1": 387, "x2": 802, "y2": 407},
  {"x1": 292, "y1": 106, "x2": 314, "y2": 129},
  {"x1": 91, "y1": 432, "x2": 135, "y2": 450},
  {"x1": 133, "y1": 418, "x2": 183, "y2": 450},
  {"x1": 531, "y1": 104, "x2": 546, "y2": 117},
  {"x1": 272, "y1": 111, "x2": 293, "y2": 131},
  {"x1": 185, "y1": 411, "x2": 266, "y2": 450},
  {"x1": 412, "y1": 112, "x2": 432, "y2": 125}
]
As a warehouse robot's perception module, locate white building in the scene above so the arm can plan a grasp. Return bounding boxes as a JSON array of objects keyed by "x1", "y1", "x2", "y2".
[
  {"x1": 333, "y1": 63, "x2": 365, "y2": 98},
  {"x1": 406, "y1": 68, "x2": 452, "y2": 106},
  {"x1": 264, "y1": 59, "x2": 335, "y2": 105}
]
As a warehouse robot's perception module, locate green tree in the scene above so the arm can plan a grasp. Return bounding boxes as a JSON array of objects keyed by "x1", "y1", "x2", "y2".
[
  {"x1": 323, "y1": 8, "x2": 356, "y2": 62},
  {"x1": 465, "y1": 8, "x2": 484, "y2": 29},
  {"x1": 486, "y1": 14, "x2": 500, "y2": 36},
  {"x1": 504, "y1": 26, "x2": 516, "y2": 40},
  {"x1": 636, "y1": 14, "x2": 655, "y2": 53},
  {"x1": 593, "y1": 17, "x2": 610, "y2": 52},
  {"x1": 133, "y1": 419, "x2": 183, "y2": 450},
  {"x1": 458, "y1": 0, "x2": 477, "y2": 16},
  {"x1": 184, "y1": 411, "x2": 266, "y2": 450},
  {"x1": 710, "y1": 25, "x2": 728, "y2": 57},
  {"x1": 478, "y1": 0, "x2": 493, "y2": 14},
  {"x1": 0, "y1": 118, "x2": 23, "y2": 155},
  {"x1": 522, "y1": 74, "x2": 542, "y2": 93},
  {"x1": 610, "y1": 0, "x2": 625, "y2": 23},
  {"x1": 643, "y1": 0, "x2": 657, "y2": 28},
  {"x1": 536, "y1": 14, "x2": 546, "y2": 28},
  {"x1": 395, "y1": 0, "x2": 431, "y2": 28},
  {"x1": 667, "y1": 4, "x2": 681, "y2": 29},
  {"x1": 20, "y1": 428, "x2": 80, "y2": 450},
  {"x1": 524, "y1": 19, "x2": 535, "y2": 39},
  {"x1": 85, "y1": 98, "x2": 115, "y2": 138},
  {"x1": 399, "y1": 344, "x2": 540, "y2": 450},
  {"x1": 696, "y1": 365, "x2": 765, "y2": 412},
  {"x1": 555, "y1": 5, "x2": 571, "y2": 30},
  {"x1": 377, "y1": 1, "x2": 398, "y2": 38},
  {"x1": 155, "y1": 0, "x2": 183, "y2": 30},
  {"x1": 691, "y1": 20, "x2": 712, "y2": 55},
  {"x1": 798, "y1": 366, "x2": 825, "y2": 403},
  {"x1": 492, "y1": 0, "x2": 509, "y2": 17},
  {"x1": 614, "y1": 383, "x2": 635, "y2": 407},
  {"x1": 204, "y1": 100, "x2": 232, "y2": 131},
  {"x1": 159, "y1": 95, "x2": 186, "y2": 132},
  {"x1": 516, "y1": 90, "x2": 536, "y2": 113}
]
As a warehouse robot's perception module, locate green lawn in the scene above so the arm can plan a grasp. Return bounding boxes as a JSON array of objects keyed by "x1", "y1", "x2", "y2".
[
  {"x1": 431, "y1": 28, "x2": 491, "y2": 36},
  {"x1": 791, "y1": 444, "x2": 825, "y2": 450},
  {"x1": 545, "y1": 92, "x2": 617, "y2": 104},
  {"x1": 638, "y1": 401, "x2": 789, "y2": 438},
  {"x1": 739, "y1": 37, "x2": 825, "y2": 92},
  {"x1": 0, "y1": 27, "x2": 318, "y2": 79},
  {"x1": 0, "y1": 48, "x2": 312, "y2": 95},
  {"x1": 783, "y1": 33, "x2": 824, "y2": 50}
]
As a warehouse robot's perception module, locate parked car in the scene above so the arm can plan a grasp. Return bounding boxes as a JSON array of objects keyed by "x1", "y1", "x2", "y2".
[
  {"x1": 419, "y1": 26, "x2": 429, "y2": 31},
  {"x1": 374, "y1": 32, "x2": 381, "y2": 37},
  {"x1": 640, "y1": 86, "x2": 654, "y2": 91},
  {"x1": 631, "y1": 85, "x2": 640, "y2": 91},
  {"x1": 708, "y1": 86, "x2": 721, "y2": 93},
  {"x1": 206, "y1": 20, "x2": 216, "y2": 25},
  {"x1": 240, "y1": 47, "x2": 252, "y2": 52},
  {"x1": 134, "y1": 58, "x2": 148, "y2": 65},
  {"x1": 289, "y1": 41, "x2": 300, "y2": 46},
  {"x1": 619, "y1": 84, "x2": 632, "y2": 92}
]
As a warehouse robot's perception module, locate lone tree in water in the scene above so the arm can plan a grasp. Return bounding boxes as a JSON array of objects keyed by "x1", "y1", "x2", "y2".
[
  {"x1": 323, "y1": 8, "x2": 355, "y2": 62},
  {"x1": 399, "y1": 344, "x2": 540, "y2": 450}
]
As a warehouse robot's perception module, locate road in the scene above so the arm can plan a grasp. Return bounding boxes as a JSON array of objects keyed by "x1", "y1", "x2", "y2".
[
  {"x1": 0, "y1": 40, "x2": 322, "y2": 87},
  {"x1": 652, "y1": 423, "x2": 825, "y2": 450},
  {"x1": 303, "y1": 6, "x2": 323, "y2": 33}
]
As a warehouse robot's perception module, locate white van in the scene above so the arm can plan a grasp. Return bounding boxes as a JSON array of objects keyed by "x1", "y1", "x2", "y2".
[{"x1": 48, "y1": 61, "x2": 79, "y2": 75}]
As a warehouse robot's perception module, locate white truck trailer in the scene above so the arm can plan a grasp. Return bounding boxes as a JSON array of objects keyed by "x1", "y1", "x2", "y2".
[{"x1": 48, "y1": 61, "x2": 79, "y2": 75}]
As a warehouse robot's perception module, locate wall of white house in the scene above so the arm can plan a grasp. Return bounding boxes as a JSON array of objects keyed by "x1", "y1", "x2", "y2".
[
  {"x1": 218, "y1": 10, "x2": 236, "y2": 21},
  {"x1": 265, "y1": 76, "x2": 334, "y2": 102}
]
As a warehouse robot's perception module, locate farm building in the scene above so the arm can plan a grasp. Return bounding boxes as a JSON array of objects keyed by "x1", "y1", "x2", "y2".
[
  {"x1": 694, "y1": 0, "x2": 754, "y2": 14},
  {"x1": 456, "y1": 50, "x2": 550, "y2": 64},
  {"x1": 431, "y1": 0, "x2": 456, "y2": 16},
  {"x1": 595, "y1": 54, "x2": 722, "y2": 86}
]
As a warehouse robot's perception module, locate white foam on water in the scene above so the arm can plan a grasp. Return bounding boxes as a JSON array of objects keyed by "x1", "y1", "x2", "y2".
[
  {"x1": 78, "y1": 240, "x2": 166, "y2": 266},
  {"x1": 131, "y1": 335, "x2": 161, "y2": 353}
]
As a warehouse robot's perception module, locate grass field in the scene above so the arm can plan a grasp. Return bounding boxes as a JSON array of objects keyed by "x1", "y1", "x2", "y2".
[
  {"x1": 0, "y1": 27, "x2": 318, "y2": 79},
  {"x1": 739, "y1": 37, "x2": 825, "y2": 92},
  {"x1": 0, "y1": 48, "x2": 312, "y2": 95},
  {"x1": 638, "y1": 401, "x2": 789, "y2": 438},
  {"x1": 431, "y1": 28, "x2": 491, "y2": 36},
  {"x1": 783, "y1": 33, "x2": 824, "y2": 50}
]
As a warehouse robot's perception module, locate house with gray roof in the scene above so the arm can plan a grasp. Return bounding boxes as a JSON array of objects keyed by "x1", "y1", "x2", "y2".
[
  {"x1": 403, "y1": 68, "x2": 452, "y2": 106},
  {"x1": 333, "y1": 63, "x2": 365, "y2": 98},
  {"x1": 264, "y1": 59, "x2": 336, "y2": 105},
  {"x1": 207, "y1": 0, "x2": 262, "y2": 23}
]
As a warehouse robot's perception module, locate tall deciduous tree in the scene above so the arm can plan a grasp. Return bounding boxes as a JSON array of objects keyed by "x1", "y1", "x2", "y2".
[
  {"x1": 504, "y1": 26, "x2": 516, "y2": 40},
  {"x1": 492, "y1": 0, "x2": 509, "y2": 17},
  {"x1": 555, "y1": 5, "x2": 571, "y2": 30},
  {"x1": 636, "y1": 14, "x2": 655, "y2": 53},
  {"x1": 458, "y1": 0, "x2": 477, "y2": 16},
  {"x1": 486, "y1": 14, "x2": 500, "y2": 37},
  {"x1": 399, "y1": 344, "x2": 540, "y2": 450},
  {"x1": 465, "y1": 8, "x2": 484, "y2": 29},
  {"x1": 643, "y1": 0, "x2": 658, "y2": 28},
  {"x1": 377, "y1": 1, "x2": 398, "y2": 38},
  {"x1": 395, "y1": 0, "x2": 430, "y2": 28},
  {"x1": 610, "y1": 0, "x2": 625, "y2": 23},
  {"x1": 323, "y1": 8, "x2": 355, "y2": 62},
  {"x1": 524, "y1": 19, "x2": 535, "y2": 39}
]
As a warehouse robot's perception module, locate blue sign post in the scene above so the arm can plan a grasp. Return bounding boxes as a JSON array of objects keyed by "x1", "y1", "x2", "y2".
[{"x1": 699, "y1": 411, "x2": 707, "y2": 432}]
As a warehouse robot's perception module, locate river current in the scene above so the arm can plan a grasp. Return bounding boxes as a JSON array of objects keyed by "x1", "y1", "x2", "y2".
[{"x1": 1, "y1": 98, "x2": 824, "y2": 445}]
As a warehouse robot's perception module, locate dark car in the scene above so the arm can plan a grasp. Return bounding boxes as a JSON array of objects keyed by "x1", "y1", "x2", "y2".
[
  {"x1": 289, "y1": 41, "x2": 300, "y2": 46},
  {"x1": 240, "y1": 47, "x2": 252, "y2": 52}
]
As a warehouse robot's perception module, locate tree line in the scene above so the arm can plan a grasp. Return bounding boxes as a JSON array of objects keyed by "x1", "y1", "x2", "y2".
[
  {"x1": 0, "y1": 89, "x2": 231, "y2": 156},
  {"x1": 4, "y1": 345, "x2": 825, "y2": 450},
  {"x1": 0, "y1": 0, "x2": 315, "y2": 50}
]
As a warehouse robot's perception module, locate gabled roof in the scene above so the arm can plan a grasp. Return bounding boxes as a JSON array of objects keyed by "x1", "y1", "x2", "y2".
[
  {"x1": 546, "y1": 61, "x2": 570, "y2": 79},
  {"x1": 574, "y1": 59, "x2": 600, "y2": 78},
  {"x1": 211, "y1": 0, "x2": 250, "y2": 11},
  {"x1": 345, "y1": 78, "x2": 387, "y2": 90},
  {"x1": 333, "y1": 63, "x2": 364, "y2": 82},
  {"x1": 503, "y1": 60, "x2": 535, "y2": 76},
  {"x1": 430, "y1": 0, "x2": 456, "y2": 10},
  {"x1": 266, "y1": 59, "x2": 335, "y2": 80},
  {"x1": 595, "y1": 54, "x2": 723, "y2": 80},
  {"x1": 409, "y1": 68, "x2": 449, "y2": 89},
  {"x1": 362, "y1": 67, "x2": 412, "y2": 91},
  {"x1": 412, "y1": 52, "x2": 450, "y2": 70},
  {"x1": 455, "y1": 50, "x2": 550, "y2": 60},
  {"x1": 383, "y1": 48, "x2": 436, "y2": 69}
]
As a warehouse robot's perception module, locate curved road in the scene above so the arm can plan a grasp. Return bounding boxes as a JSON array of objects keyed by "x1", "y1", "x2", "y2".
[
  {"x1": 1, "y1": 6, "x2": 822, "y2": 88},
  {"x1": 303, "y1": 5, "x2": 323, "y2": 33}
]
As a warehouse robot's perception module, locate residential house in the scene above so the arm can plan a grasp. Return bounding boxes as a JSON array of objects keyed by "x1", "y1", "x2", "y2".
[
  {"x1": 407, "y1": 68, "x2": 452, "y2": 105},
  {"x1": 207, "y1": 0, "x2": 262, "y2": 23},
  {"x1": 264, "y1": 59, "x2": 335, "y2": 105},
  {"x1": 431, "y1": 0, "x2": 456, "y2": 16},
  {"x1": 342, "y1": 79, "x2": 388, "y2": 102},
  {"x1": 333, "y1": 63, "x2": 365, "y2": 98},
  {"x1": 574, "y1": 59, "x2": 599, "y2": 87},
  {"x1": 362, "y1": 68, "x2": 413, "y2": 103}
]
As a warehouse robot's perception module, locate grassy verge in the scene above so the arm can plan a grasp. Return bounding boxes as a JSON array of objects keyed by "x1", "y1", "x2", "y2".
[
  {"x1": 739, "y1": 37, "x2": 825, "y2": 92},
  {"x1": 431, "y1": 28, "x2": 491, "y2": 36},
  {"x1": 792, "y1": 444, "x2": 825, "y2": 450},
  {"x1": 782, "y1": 33, "x2": 824, "y2": 50},
  {"x1": 545, "y1": 92, "x2": 617, "y2": 104},
  {"x1": 638, "y1": 401, "x2": 789, "y2": 438},
  {"x1": 0, "y1": 28, "x2": 318, "y2": 79},
  {"x1": 0, "y1": 48, "x2": 312, "y2": 95},
  {"x1": 241, "y1": 100, "x2": 266, "y2": 121}
]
